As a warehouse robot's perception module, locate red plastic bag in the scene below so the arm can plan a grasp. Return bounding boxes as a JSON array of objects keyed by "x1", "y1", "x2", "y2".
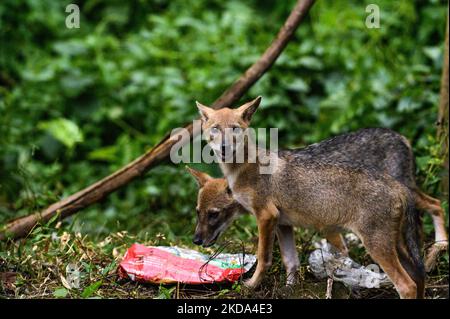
[{"x1": 118, "y1": 244, "x2": 256, "y2": 284}]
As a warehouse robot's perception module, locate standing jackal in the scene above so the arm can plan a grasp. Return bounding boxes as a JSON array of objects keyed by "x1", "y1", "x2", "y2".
[{"x1": 194, "y1": 97, "x2": 426, "y2": 299}]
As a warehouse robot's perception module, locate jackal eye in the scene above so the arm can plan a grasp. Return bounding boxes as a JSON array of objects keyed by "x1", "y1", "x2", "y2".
[
  {"x1": 207, "y1": 209, "x2": 219, "y2": 221},
  {"x1": 210, "y1": 127, "x2": 220, "y2": 135},
  {"x1": 232, "y1": 126, "x2": 242, "y2": 134}
]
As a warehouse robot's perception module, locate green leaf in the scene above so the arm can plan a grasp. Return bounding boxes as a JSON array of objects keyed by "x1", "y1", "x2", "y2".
[
  {"x1": 298, "y1": 56, "x2": 323, "y2": 70},
  {"x1": 155, "y1": 285, "x2": 175, "y2": 299},
  {"x1": 397, "y1": 97, "x2": 420, "y2": 112},
  {"x1": 53, "y1": 287, "x2": 68, "y2": 298},
  {"x1": 286, "y1": 79, "x2": 309, "y2": 93},
  {"x1": 101, "y1": 261, "x2": 117, "y2": 276},
  {"x1": 416, "y1": 156, "x2": 431, "y2": 170},
  {"x1": 88, "y1": 145, "x2": 118, "y2": 162},
  {"x1": 45, "y1": 211, "x2": 61, "y2": 227},
  {"x1": 81, "y1": 280, "x2": 103, "y2": 298},
  {"x1": 38, "y1": 118, "x2": 84, "y2": 149},
  {"x1": 423, "y1": 46, "x2": 441, "y2": 62}
]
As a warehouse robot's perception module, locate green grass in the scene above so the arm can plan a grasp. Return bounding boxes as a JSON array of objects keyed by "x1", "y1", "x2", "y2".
[{"x1": 0, "y1": 217, "x2": 447, "y2": 299}]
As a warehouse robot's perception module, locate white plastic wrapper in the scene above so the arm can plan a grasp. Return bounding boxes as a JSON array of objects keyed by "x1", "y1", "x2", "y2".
[{"x1": 308, "y1": 239, "x2": 392, "y2": 289}]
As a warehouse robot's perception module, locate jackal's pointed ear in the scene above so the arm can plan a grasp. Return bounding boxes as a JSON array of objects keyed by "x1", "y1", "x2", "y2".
[
  {"x1": 237, "y1": 96, "x2": 262, "y2": 123},
  {"x1": 196, "y1": 101, "x2": 214, "y2": 121},
  {"x1": 186, "y1": 166, "x2": 212, "y2": 187}
]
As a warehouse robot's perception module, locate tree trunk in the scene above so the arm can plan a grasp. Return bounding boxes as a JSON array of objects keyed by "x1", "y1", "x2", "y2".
[
  {"x1": 437, "y1": 15, "x2": 449, "y2": 195},
  {"x1": 0, "y1": 0, "x2": 316, "y2": 241}
]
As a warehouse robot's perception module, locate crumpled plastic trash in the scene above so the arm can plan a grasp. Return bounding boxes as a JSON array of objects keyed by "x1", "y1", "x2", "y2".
[
  {"x1": 118, "y1": 243, "x2": 256, "y2": 284},
  {"x1": 308, "y1": 239, "x2": 392, "y2": 289}
]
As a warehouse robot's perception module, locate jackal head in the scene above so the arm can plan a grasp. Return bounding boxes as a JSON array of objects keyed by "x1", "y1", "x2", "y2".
[
  {"x1": 186, "y1": 167, "x2": 244, "y2": 247},
  {"x1": 195, "y1": 96, "x2": 262, "y2": 162}
]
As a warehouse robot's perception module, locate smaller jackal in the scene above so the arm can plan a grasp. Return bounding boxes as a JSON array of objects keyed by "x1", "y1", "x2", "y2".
[{"x1": 193, "y1": 97, "x2": 426, "y2": 299}]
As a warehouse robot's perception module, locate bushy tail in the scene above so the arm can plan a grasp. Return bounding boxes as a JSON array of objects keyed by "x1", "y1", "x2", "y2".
[{"x1": 397, "y1": 196, "x2": 426, "y2": 298}]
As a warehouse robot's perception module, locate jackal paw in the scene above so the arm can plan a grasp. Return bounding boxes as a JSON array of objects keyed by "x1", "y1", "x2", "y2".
[
  {"x1": 435, "y1": 240, "x2": 448, "y2": 250},
  {"x1": 285, "y1": 270, "x2": 298, "y2": 286},
  {"x1": 243, "y1": 278, "x2": 260, "y2": 289},
  {"x1": 425, "y1": 240, "x2": 448, "y2": 272}
]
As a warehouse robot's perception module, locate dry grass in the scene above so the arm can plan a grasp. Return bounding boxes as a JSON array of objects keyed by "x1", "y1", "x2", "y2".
[{"x1": 0, "y1": 221, "x2": 448, "y2": 299}]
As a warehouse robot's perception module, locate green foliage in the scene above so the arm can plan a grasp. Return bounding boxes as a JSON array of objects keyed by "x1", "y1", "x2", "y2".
[
  {"x1": 156, "y1": 285, "x2": 176, "y2": 299},
  {"x1": 0, "y1": 0, "x2": 447, "y2": 248},
  {"x1": 38, "y1": 118, "x2": 84, "y2": 149},
  {"x1": 53, "y1": 287, "x2": 69, "y2": 298},
  {"x1": 81, "y1": 280, "x2": 103, "y2": 298}
]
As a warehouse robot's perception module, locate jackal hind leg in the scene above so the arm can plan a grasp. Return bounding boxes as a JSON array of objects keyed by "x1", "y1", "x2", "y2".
[
  {"x1": 396, "y1": 239, "x2": 425, "y2": 298},
  {"x1": 362, "y1": 236, "x2": 418, "y2": 299}
]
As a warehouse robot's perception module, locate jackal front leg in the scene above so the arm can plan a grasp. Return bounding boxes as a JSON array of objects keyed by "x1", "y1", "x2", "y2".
[
  {"x1": 277, "y1": 225, "x2": 299, "y2": 285},
  {"x1": 244, "y1": 202, "x2": 279, "y2": 289}
]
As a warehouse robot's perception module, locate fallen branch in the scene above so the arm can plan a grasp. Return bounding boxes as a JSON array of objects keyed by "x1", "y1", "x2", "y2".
[{"x1": 0, "y1": 0, "x2": 316, "y2": 240}]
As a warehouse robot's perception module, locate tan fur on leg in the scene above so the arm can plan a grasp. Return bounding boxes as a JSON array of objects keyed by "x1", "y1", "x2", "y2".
[
  {"x1": 415, "y1": 190, "x2": 448, "y2": 272},
  {"x1": 365, "y1": 244, "x2": 418, "y2": 299},
  {"x1": 325, "y1": 232, "x2": 349, "y2": 256},
  {"x1": 244, "y1": 203, "x2": 279, "y2": 289}
]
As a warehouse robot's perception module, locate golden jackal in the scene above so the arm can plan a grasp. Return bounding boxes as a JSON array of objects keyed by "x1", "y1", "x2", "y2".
[{"x1": 193, "y1": 97, "x2": 426, "y2": 299}]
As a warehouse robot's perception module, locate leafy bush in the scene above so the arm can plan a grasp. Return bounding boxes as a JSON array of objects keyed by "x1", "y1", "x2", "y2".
[{"x1": 0, "y1": 0, "x2": 447, "y2": 243}]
